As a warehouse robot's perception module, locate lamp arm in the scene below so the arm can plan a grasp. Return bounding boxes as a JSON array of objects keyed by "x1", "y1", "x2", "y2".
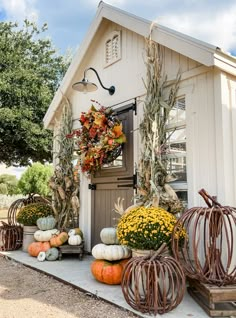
[{"x1": 84, "y1": 67, "x2": 110, "y2": 92}]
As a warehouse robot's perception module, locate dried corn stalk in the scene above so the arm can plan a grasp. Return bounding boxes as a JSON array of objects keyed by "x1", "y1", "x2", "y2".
[
  {"x1": 49, "y1": 98, "x2": 80, "y2": 230},
  {"x1": 136, "y1": 36, "x2": 183, "y2": 214}
]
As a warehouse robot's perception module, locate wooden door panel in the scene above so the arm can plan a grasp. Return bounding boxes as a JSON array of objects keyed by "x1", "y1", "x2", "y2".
[
  {"x1": 91, "y1": 185, "x2": 134, "y2": 247},
  {"x1": 91, "y1": 103, "x2": 135, "y2": 247}
]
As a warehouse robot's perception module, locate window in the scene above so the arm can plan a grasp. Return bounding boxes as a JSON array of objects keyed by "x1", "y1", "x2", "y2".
[
  {"x1": 166, "y1": 97, "x2": 188, "y2": 209},
  {"x1": 105, "y1": 31, "x2": 121, "y2": 66}
]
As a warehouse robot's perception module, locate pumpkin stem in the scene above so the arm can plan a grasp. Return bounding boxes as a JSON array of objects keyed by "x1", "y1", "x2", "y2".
[
  {"x1": 150, "y1": 242, "x2": 168, "y2": 260},
  {"x1": 198, "y1": 189, "x2": 222, "y2": 208}
]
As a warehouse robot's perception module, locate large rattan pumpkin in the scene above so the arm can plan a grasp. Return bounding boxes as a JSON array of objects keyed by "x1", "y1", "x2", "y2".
[
  {"x1": 121, "y1": 243, "x2": 185, "y2": 315},
  {"x1": 172, "y1": 189, "x2": 236, "y2": 286}
]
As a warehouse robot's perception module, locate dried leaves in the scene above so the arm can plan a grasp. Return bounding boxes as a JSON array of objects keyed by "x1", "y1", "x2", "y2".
[{"x1": 136, "y1": 38, "x2": 183, "y2": 214}]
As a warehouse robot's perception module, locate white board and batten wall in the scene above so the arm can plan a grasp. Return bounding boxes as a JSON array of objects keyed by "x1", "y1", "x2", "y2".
[{"x1": 44, "y1": 2, "x2": 236, "y2": 251}]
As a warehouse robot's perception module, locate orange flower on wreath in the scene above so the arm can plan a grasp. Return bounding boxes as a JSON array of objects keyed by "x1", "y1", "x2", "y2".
[{"x1": 67, "y1": 101, "x2": 126, "y2": 175}]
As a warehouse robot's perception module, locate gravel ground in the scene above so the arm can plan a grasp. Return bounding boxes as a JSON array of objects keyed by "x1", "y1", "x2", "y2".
[{"x1": 0, "y1": 255, "x2": 137, "y2": 318}]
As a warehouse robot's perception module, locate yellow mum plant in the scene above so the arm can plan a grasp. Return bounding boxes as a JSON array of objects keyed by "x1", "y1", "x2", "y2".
[
  {"x1": 117, "y1": 206, "x2": 185, "y2": 251},
  {"x1": 16, "y1": 203, "x2": 53, "y2": 226}
]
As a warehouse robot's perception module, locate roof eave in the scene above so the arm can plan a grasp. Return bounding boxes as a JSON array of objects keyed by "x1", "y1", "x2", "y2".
[{"x1": 44, "y1": 1, "x2": 236, "y2": 128}]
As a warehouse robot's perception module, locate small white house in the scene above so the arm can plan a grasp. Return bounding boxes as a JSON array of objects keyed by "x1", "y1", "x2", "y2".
[{"x1": 44, "y1": 1, "x2": 236, "y2": 251}]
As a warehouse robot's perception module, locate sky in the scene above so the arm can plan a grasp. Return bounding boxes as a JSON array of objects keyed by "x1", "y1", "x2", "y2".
[
  {"x1": 0, "y1": 0, "x2": 236, "y2": 56},
  {"x1": 0, "y1": 0, "x2": 236, "y2": 178}
]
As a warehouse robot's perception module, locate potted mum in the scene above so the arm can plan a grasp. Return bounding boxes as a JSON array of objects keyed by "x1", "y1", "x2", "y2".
[
  {"x1": 16, "y1": 202, "x2": 54, "y2": 252},
  {"x1": 117, "y1": 206, "x2": 185, "y2": 257}
]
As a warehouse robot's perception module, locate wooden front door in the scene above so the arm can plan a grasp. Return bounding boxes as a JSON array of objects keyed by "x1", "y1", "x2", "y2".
[{"x1": 91, "y1": 103, "x2": 135, "y2": 247}]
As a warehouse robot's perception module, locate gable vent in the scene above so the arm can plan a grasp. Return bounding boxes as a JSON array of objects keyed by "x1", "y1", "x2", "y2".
[{"x1": 105, "y1": 31, "x2": 121, "y2": 67}]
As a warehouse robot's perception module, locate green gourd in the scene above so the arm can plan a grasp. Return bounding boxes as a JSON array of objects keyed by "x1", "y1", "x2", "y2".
[
  {"x1": 45, "y1": 248, "x2": 59, "y2": 261},
  {"x1": 37, "y1": 215, "x2": 56, "y2": 230}
]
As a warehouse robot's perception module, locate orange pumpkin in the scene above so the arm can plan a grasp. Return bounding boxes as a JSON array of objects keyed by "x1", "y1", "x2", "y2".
[
  {"x1": 50, "y1": 232, "x2": 68, "y2": 247},
  {"x1": 91, "y1": 258, "x2": 129, "y2": 285},
  {"x1": 28, "y1": 241, "x2": 51, "y2": 257}
]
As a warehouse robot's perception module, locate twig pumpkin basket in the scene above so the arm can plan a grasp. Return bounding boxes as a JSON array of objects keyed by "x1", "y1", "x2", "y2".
[
  {"x1": 121, "y1": 243, "x2": 186, "y2": 315},
  {"x1": 172, "y1": 189, "x2": 236, "y2": 286}
]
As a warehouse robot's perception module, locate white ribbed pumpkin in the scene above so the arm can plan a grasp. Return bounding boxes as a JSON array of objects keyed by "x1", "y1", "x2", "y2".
[
  {"x1": 34, "y1": 229, "x2": 60, "y2": 242},
  {"x1": 92, "y1": 243, "x2": 131, "y2": 261},
  {"x1": 100, "y1": 227, "x2": 119, "y2": 245},
  {"x1": 68, "y1": 235, "x2": 82, "y2": 246}
]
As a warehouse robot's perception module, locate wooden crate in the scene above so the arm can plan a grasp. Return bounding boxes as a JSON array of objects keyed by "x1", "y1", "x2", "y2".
[
  {"x1": 188, "y1": 279, "x2": 236, "y2": 317},
  {"x1": 58, "y1": 243, "x2": 84, "y2": 260}
]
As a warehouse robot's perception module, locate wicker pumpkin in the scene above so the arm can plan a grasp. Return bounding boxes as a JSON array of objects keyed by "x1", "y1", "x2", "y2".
[
  {"x1": 50, "y1": 232, "x2": 68, "y2": 247},
  {"x1": 45, "y1": 247, "x2": 59, "y2": 261},
  {"x1": 37, "y1": 216, "x2": 56, "y2": 231},
  {"x1": 122, "y1": 243, "x2": 185, "y2": 315},
  {"x1": 28, "y1": 241, "x2": 51, "y2": 257},
  {"x1": 91, "y1": 259, "x2": 129, "y2": 285},
  {"x1": 0, "y1": 222, "x2": 23, "y2": 251},
  {"x1": 100, "y1": 227, "x2": 119, "y2": 245},
  {"x1": 34, "y1": 229, "x2": 60, "y2": 242},
  {"x1": 92, "y1": 243, "x2": 131, "y2": 261},
  {"x1": 172, "y1": 189, "x2": 236, "y2": 286}
]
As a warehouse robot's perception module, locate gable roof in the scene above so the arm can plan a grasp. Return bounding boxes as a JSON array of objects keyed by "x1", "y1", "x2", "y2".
[{"x1": 44, "y1": 1, "x2": 236, "y2": 128}]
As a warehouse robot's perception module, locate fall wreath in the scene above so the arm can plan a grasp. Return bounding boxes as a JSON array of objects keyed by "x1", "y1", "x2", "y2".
[{"x1": 68, "y1": 102, "x2": 126, "y2": 175}]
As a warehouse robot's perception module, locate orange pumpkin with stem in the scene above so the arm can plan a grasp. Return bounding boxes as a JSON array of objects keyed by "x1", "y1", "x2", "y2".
[
  {"x1": 91, "y1": 259, "x2": 129, "y2": 285},
  {"x1": 50, "y1": 232, "x2": 68, "y2": 247},
  {"x1": 28, "y1": 241, "x2": 51, "y2": 257}
]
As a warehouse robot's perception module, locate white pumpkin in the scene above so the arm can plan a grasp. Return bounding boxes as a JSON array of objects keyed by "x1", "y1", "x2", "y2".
[
  {"x1": 34, "y1": 229, "x2": 60, "y2": 242},
  {"x1": 100, "y1": 227, "x2": 119, "y2": 245},
  {"x1": 92, "y1": 243, "x2": 131, "y2": 261},
  {"x1": 37, "y1": 251, "x2": 46, "y2": 262},
  {"x1": 68, "y1": 235, "x2": 82, "y2": 246}
]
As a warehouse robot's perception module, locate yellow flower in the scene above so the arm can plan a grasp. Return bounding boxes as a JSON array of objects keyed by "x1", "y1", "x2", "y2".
[{"x1": 117, "y1": 206, "x2": 186, "y2": 250}]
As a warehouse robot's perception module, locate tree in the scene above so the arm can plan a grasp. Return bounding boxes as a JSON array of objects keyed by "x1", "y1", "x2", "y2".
[
  {"x1": 0, "y1": 20, "x2": 69, "y2": 166},
  {"x1": 0, "y1": 174, "x2": 20, "y2": 195},
  {"x1": 18, "y1": 162, "x2": 53, "y2": 196}
]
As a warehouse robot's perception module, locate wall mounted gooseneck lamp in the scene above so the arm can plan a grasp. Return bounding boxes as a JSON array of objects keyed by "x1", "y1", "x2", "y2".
[{"x1": 72, "y1": 67, "x2": 115, "y2": 95}]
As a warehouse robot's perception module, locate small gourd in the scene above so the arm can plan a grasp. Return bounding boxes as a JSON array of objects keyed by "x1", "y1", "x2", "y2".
[
  {"x1": 45, "y1": 247, "x2": 59, "y2": 261},
  {"x1": 34, "y1": 229, "x2": 60, "y2": 242},
  {"x1": 100, "y1": 227, "x2": 119, "y2": 245},
  {"x1": 50, "y1": 232, "x2": 68, "y2": 247},
  {"x1": 37, "y1": 251, "x2": 46, "y2": 262},
  {"x1": 68, "y1": 228, "x2": 83, "y2": 239},
  {"x1": 92, "y1": 243, "x2": 131, "y2": 261},
  {"x1": 36, "y1": 215, "x2": 56, "y2": 230},
  {"x1": 68, "y1": 235, "x2": 82, "y2": 246}
]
